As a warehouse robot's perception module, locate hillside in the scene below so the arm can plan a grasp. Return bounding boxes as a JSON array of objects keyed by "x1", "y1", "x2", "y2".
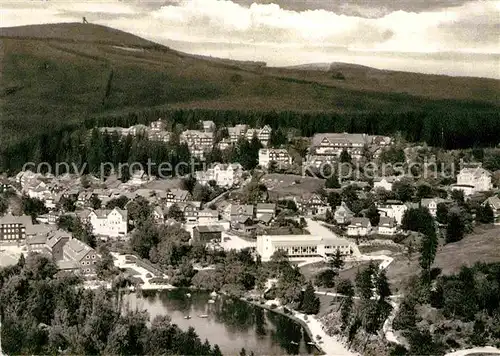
[{"x1": 0, "y1": 23, "x2": 499, "y2": 147}]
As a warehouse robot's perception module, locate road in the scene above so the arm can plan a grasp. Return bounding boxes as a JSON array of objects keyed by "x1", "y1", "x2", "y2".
[
  {"x1": 305, "y1": 218, "x2": 361, "y2": 257},
  {"x1": 445, "y1": 346, "x2": 500, "y2": 356}
]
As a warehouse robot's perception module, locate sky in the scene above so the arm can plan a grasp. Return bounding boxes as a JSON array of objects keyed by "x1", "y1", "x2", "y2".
[{"x1": 1, "y1": 0, "x2": 499, "y2": 78}]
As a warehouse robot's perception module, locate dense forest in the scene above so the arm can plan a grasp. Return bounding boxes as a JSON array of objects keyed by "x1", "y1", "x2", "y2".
[
  {"x1": 0, "y1": 254, "x2": 222, "y2": 355},
  {"x1": 1, "y1": 107, "x2": 499, "y2": 173}
]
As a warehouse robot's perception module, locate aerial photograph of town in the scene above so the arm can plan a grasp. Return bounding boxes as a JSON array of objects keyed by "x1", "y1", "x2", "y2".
[{"x1": 0, "y1": 0, "x2": 499, "y2": 355}]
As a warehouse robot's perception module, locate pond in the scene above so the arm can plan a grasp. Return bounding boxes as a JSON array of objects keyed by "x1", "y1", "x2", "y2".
[{"x1": 123, "y1": 289, "x2": 321, "y2": 355}]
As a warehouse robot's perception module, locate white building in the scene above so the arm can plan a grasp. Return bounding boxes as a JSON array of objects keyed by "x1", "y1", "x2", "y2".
[
  {"x1": 483, "y1": 195, "x2": 500, "y2": 225},
  {"x1": 256, "y1": 234, "x2": 359, "y2": 262},
  {"x1": 373, "y1": 176, "x2": 398, "y2": 191},
  {"x1": 377, "y1": 201, "x2": 408, "y2": 225},
  {"x1": 202, "y1": 120, "x2": 216, "y2": 132},
  {"x1": 420, "y1": 198, "x2": 449, "y2": 217},
  {"x1": 378, "y1": 217, "x2": 397, "y2": 236},
  {"x1": 347, "y1": 217, "x2": 372, "y2": 236},
  {"x1": 88, "y1": 208, "x2": 128, "y2": 239},
  {"x1": 198, "y1": 209, "x2": 219, "y2": 225},
  {"x1": 453, "y1": 167, "x2": 493, "y2": 195},
  {"x1": 258, "y1": 148, "x2": 292, "y2": 169},
  {"x1": 245, "y1": 125, "x2": 272, "y2": 147},
  {"x1": 334, "y1": 202, "x2": 354, "y2": 224},
  {"x1": 180, "y1": 130, "x2": 214, "y2": 160},
  {"x1": 195, "y1": 163, "x2": 243, "y2": 188},
  {"x1": 310, "y1": 132, "x2": 392, "y2": 160}
]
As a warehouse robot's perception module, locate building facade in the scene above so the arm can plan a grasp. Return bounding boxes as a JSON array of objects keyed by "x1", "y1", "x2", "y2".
[
  {"x1": 258, "y1": 148, "x2": 292, "y2": 169},
  {"x1": 0, "y1": 214, "x2": 32, "y2": 241},
  {"x1": 88, "y1": 208, "x2": 128, "y2": 238}
]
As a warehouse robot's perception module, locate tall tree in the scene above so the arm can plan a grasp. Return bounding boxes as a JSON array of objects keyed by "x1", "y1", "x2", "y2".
[{"x1": 299, "y1": 282, "x2": 320, "y2": 315}]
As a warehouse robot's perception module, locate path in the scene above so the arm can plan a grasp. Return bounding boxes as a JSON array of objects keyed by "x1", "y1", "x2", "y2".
[
  {"x1": 111, "y1": 252, "x2": 175, "y2": 290},
  {"x1": 445, "y1": 346, "x2": 500, "y2": 356}
]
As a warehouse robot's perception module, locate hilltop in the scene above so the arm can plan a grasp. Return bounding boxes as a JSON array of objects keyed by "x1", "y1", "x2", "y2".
[{"x1": 0, "y1": 23, "x2": 499, "y2": 147}]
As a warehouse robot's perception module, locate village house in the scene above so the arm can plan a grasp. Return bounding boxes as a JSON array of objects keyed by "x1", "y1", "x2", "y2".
[
  {"x1": 378, "y1": 217, "x2": 397, "y2": 236},
  {"x1": 202, "y1": 120, "x2": 216, "y2": 132},
  {"x1": 149, "y1": 118, "x2": 167, "y2": 132},
  {"x1": 63, "y1": 238, "x2": 100, "y2": 275},
  {"x1": 421, "y1": 198, "x2": 449, "y2": 217},
  {"x1": 377, "y1": 200, "x2": 408, "y2": 225},
  {"x1": 334, "y1": 202, "x2": 355, "y2": 224},
  {"x1": 193, "y1": 225, "x2": 224, "y2": 243},
  {"x1": 195, "y1": 163, "x2": 243, "y2": 188},
  {"x1": 165, "y1": 189, "x2": 192, "y2": 208},
  {"x1": 36, "y1": 211, "x2": 60, "y2": 225},
  {"x1": 26, "y1": 234, "x2": 50, "y2": 255},
  {"x1": 222, "y1": 204, "x2": 254, "y2": 223},
  {"x1": 180, "y1": 130, "x2": 214, "y2": 160},
  {"x1": 347, "y1": 217, "x2": 372, "y2": 236},
  {"x1": 198, "y1": 209, "x2": 219, "y2": 225},
  {"x1": 148, "y1": 130, "x2": 171, "y2": 143},
  {"x1": 88, "y1": 208, "x2": 128, "y2": 239},
  {"x1": 227, "y1": 124, "x2": 249, "y2": 143},
  {"x1": 46, "y1": 231, "x2": 72, "y2": 261},
  {"x1": 453, "y1": 166, "x2": 493, "y2": 195},
  {"x1": 373, "y1": 176, "x2": 399, "y2": 191},
  {"x1": 0, "y1": 214, "x2": 33, "y2": 242},
  {"x1": 245, "y1": 125, "x2": 272, "y2": 146},
  {"x1": 294, "y1": 193, "x2": 330, "y2": 217},
  {"x1": 483, "y1": 195, "x2": 500, "y2": 225},
  {"x1": 258, "y1": 148, "x2": 292, "y2": 169},
  {"x1": 178, "y1": 202, "x2": 202, "y2": 224},
  {"x1": 256, "y1": 203, "x2": 276, "y2": 219}
]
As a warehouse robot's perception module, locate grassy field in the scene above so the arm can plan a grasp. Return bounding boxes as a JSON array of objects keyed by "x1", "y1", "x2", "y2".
[
  {"x1": 1, "y1": 23, "x2": 499, "y2": 148},
  {"x1": 386, "y1": 225, "x2": 500, "y2": 292},
  {"x1": 261, "y1": 174, "x2": 325, "y2": 200}
]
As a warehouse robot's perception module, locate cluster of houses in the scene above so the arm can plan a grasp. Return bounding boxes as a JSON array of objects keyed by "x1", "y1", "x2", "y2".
[
  {"x1": 0, "y1": 213, "x2": 100, "y2": 275},
  {"x1": 306, "y1": 132, "x2": 392, "y2": 167},
  {"x1": 100, "y1": 119, "x2": 273, "y2": 161}
]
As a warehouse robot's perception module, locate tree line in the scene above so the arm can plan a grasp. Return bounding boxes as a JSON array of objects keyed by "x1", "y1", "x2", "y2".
[{"x1": 2, "y1": 107, "x2": 499, "y2": 173}]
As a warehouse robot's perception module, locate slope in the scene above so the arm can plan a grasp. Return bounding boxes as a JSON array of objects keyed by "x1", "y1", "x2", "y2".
[{"x1": 0, "y1": 23, "x2": 499, "y2": 148}]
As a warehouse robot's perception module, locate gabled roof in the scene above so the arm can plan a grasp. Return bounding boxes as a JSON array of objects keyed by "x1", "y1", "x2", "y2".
[
  {"x1": 312, "y1": 133, "x2": 368, "y2": 146},
  {"x1": 485, "y1": 195, "x2": 500, "y2": 210},
  {"x1": 421, "y1": 198, "x2": 449, "y2": 207},
  {"x1": 26, "y1": 233, "x2": 49, "y2": 245},
  {"x1": 230, "y1": 204, "x2": 254, "y2": 216},
  {"x1": 64, "y1": 238, "x2": 94, "y2": 262},
  {"x1": 0, "y1": 214, "x2": 32, "y2": 227},
  {"x1": 335, "y1": 202, "x2": 354, "y2": 215},
  {"x1": 258, "y1": 213, "x2": 274, "y2": 224},
  {"x1": 379, "y1": 217, "x2": 396, "y2": 228},
  {"x1": 459, "y1": 167, "x2": 491, "y2": 178},
  {"x1": 46, "y1": 231, "x2": 71, "y2": 248},
  {"x1": 195, "y1": 225, "x2": 224, "y2": 233},
  {"x1": 168, "y1": 189, "x2": 190, "y2": 201},
  {"x1": 349, "y1": 217, "x2": 371, "y2": 228},
  {"x1": 256, "y1": 203, "x2": 276, "y2": 211}
]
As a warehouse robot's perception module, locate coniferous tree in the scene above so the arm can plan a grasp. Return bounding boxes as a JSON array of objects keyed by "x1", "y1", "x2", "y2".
[{"x1": 300, "y1": 282, "x2": 320, "y2": 315}]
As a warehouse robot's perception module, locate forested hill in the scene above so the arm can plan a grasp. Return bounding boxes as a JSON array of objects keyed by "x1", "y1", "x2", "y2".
[{"x1": 0, "y1": 22, "x2": 499, "y2": 161}]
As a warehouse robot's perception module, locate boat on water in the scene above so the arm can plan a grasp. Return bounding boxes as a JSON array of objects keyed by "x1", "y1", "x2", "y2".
[
  {"x1": 198, "y1": 314, "x2": 208, "y2": 318},
  {"x1": 290, "y1": 341, "x2": 299, "y2": 345},
  {"x1": 208, "y1": 299, "x2": 215, "y2": 304},
  {"x1": 186, "y1": 293, "x2": 191, "y2": 297},
  {"x1": 210, "y1": 291, "x2": 218, "y2": 298},
  {"x1": 184, "y1": 315, "x2": 191, "y2": 320}
]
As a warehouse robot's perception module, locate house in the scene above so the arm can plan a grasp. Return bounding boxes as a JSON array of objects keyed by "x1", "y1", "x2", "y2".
[
  {"x1": 222, "y1": 204, "x2": 254, "y2": 223},
  {"x1": 420, "y1": 198, "x2": 449, "y2": 217},
  {"x1": 63, "y1": 238, "x2": 100, "y2": 275},
  {"x1": 295, "y1": 193, "x2": 330, "y2": 216},
  {"x1": 311, "y1": 133, "x2": 368, "y2": 159},
  {"x1": 88, "y1": 208, "x2": 128, "y2": 238},
  {"x1": 483, "y1": 195, "x2": 500, "y2": 225},
  {"x1": 373, "y1": 176, "x2": 399, "y2": 191},
  {"x1": 246, "y1": 125, "x2": 272, "y2": 146},
  {"x1": 150, "y1": 118, "x2": 167, "y2": 132},
  {"x1": 232, "y1": 216, "x2": 256, "y2": 233},
  {"x1": 378, "y1": 217, "x2": 397, "y2": 236},
  {"x1": 193, "y1": 225, "x2": 224, "y2": 243},
  {"x1": 166, "y1": 189, "x2": 191, "y2": 208},
  {"x1": 256, "y1": 203, "x2": 276, "y2": 219},
  {"x1": 195, "y1": 163, "x2": 243, "y2": 188},
  {"x1": 347, "y1": 217, "x2": 372, "y2": 236},
  {"x1": 36, "y1": 211, "x2": 60, "y2": 225},
  {"x1": 377, "y1": 201, "x2": 408, "y2": 225},
  {"x1": 178, "y1": 202, "x2": 201, "y2": 224},
  {"x1": 26, "y1": 234, "x2": 49, "y2": 254},
  {"x1": 148, "y1": 130, "x2": 171, "y2": 143},
  {"x1": 258, "y1": 148, "x2": 292, "y2": 169},
  {"x1": 0, "y1": 214, "x2": 33, "y2": 241},
  {"x1": 46, "y1": 231, "x2": 71, "y2": 261},
  {"x1": 256, "y1": 234, "x2": 360, "y2": 262},
  {"x1": 453, "y1": 166, "x2": 493, "y2": 195},
  {"x1": 202, "y1": 120, "x2": 216, "y2": 132},
  {"x1": 198, "y1": 209, "x2": 219, "y2": 225},
  {"x1": 152, "y1": 206, "x2": 165, "y2": 224},
  {"x1": 128, "y1": 170, "x2": 149, "y2": 186},
  {"x1": 180, "y1": 130, "x2": 214, "y2": 160},
  {"x1": 334, "y1": 202, "x2": 354, "y2": 224},
  {"x1": 228, "y1": 124, "x2": 249, "y2": 143}
]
